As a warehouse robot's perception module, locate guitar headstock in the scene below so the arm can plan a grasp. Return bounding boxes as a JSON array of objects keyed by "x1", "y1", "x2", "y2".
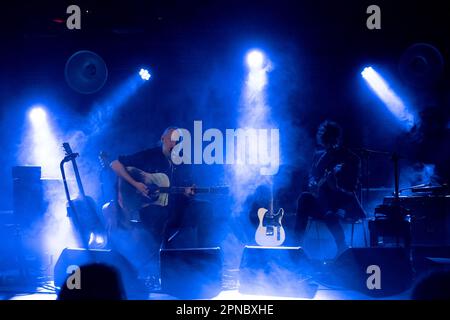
[{"x1": 62, "y1": 142, "x2": 73, "y2": 156}]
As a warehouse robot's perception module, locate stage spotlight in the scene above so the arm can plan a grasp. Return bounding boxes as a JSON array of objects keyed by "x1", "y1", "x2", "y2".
[
  {"x1": 22, "y1": 105, "x2": 80, "y2": 268},
  {"x1": 246, "y1": 50, "x2": 264, "y2": 70},
  {"x1": 139, "y1": 68, "x2": 151, "y2": 81},
  {"x1": 29, "y1": 106, "x2": 47, "y2": 125},
  {"x1": 25, "y1": 105, "x2": 63, "y2": 179},
  {"x1": 88, "y1": 69, "x2": 151, "y2": 134},
  {"x1": 361, "y1": 66, "x2": 414, "y2": 130}
]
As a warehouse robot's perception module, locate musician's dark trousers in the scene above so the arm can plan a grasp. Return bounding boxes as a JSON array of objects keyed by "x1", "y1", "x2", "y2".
[
  {"x1": 164, "y1": 197, "x2": 216, "y2": 248},
  {"x1": 293, "y1": 192, "x2": 346, "y2": 251},
  {"x1": 139, "y1": 197, "x2": 216, "y2": 251}
]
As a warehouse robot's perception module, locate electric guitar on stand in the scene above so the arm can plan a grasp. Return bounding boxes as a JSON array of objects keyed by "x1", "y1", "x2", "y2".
[{"x1": 255, "y1": 179, "x2": 285, "y2": 246}]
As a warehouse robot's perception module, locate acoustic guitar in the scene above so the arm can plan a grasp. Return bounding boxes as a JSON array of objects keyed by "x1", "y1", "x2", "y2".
[{"x1": 119, "y1": 166, "x2": 228, "y2": 215}]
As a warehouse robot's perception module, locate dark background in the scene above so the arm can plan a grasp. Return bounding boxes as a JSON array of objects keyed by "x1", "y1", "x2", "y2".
[{"x1": 0, "y1": 0, "x2": 449, "y2": 212}]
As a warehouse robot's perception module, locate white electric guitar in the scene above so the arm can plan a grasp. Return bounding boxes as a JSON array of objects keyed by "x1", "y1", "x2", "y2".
[{"x1": 254, "y1": 182, "x2": 285, "y2": 246}]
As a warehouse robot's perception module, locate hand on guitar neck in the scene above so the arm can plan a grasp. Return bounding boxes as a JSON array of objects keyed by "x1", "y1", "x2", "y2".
[
  {"x1": 117, "y1": 166, "x2": 228, "y2": 213},
  {"x1": 134, "y1": 181, "x2": 195, "y2": 199},
  {"x1": 184, "y1": 184, "x2": 196, "y2": 197}
]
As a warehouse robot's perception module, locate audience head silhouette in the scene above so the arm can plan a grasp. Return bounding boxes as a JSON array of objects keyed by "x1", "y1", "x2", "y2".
[{"x1": 58, "y1": 263, "x2": 126, "y2": 300}]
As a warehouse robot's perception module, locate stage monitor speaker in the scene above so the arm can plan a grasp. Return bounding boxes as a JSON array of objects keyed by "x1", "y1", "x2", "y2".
[
  {"x1": 333, "y1": 247, "x2": 413, "y2": 297},
  {"x1": 239, "y1": 246, "x2": 315, "y2": 297},
  {"x1": 160, "y1": 247, "x2": 222, "y2": 299},
  {"x1": 412, "y1": 246, "x2": 450, "y2": 275},
  {"x1": 54, "y1": 247, "x2": 143, "y2": 299}
]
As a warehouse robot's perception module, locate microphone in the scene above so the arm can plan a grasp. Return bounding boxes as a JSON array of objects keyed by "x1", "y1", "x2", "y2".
[{"x1": 62, "y1": 153, "x2": 79, "y2": 163}]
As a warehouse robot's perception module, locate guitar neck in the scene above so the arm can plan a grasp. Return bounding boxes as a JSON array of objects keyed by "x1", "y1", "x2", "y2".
[
  {"x1": 71, "y1": 160, "x2": 86, "y2": 198},
  {"x1": 157, "y1": 187, "x2": 216, "y2": 194},
  {"x1": 268, "y1": 177, "x2": 274, "y2": 214}
]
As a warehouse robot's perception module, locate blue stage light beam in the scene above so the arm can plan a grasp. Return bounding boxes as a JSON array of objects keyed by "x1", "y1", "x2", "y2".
[
  {"x1": 22, "y1": 106, "x2": 80, "y2": 268},
  {"x1": 246, "y1": 50, "x2": 264, "y2": 70},
  {"x1": 88, "y1": 68, "x2": 151, "y2": 135},
  {"x1": 26, "y1": 105, "x2": 63, "y2": 178},
  {"x1": 361, "y1": 66, "x2": 415, "y2": 130}
]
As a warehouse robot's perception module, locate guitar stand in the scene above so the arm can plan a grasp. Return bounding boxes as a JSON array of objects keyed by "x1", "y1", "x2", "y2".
[
  {"x1": 353, "y1": 148, "x2": 391, "y2": 210},
  {"x1": 161, "y1": 228, "x2": 183, "y2": 250}
]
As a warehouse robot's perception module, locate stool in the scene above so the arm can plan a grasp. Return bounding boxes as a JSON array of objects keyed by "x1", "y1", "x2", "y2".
[
  {"x1": 368, "y1": 216, "x2": 411, "y2": 248},
  {"x1": 306, "y1": 217, "x2": 368, "y2": 248}
]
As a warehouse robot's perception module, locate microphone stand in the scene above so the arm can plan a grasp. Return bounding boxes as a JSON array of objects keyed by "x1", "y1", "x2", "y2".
[
  {"x1": 392, "y1": 152, "x2": 400, "y2": 200},
  {"x1": 354, "y1": 148, "x2": 411, "y2": 249}
]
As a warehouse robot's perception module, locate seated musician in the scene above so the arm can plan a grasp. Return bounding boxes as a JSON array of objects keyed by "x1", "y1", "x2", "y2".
[
  {"x1": 107, "y1": 126, "x2": 216, "y2": 272},
  {"x1": 294, "y1": 120, "x2": 365, "y2": 254}
]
